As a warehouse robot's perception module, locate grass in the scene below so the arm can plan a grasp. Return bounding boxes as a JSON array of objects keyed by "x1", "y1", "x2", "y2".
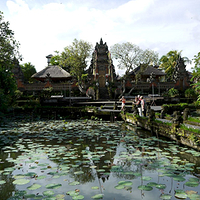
[
  {"x1": 187, "y1": 117, "x2": 200, "y2": 124},
  {"x1": 180, "y1": 124, "x2": 200, "y2": 134}
]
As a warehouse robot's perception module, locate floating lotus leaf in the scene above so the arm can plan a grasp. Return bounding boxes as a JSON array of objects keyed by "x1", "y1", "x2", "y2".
[
  {"x1": 184, "y1": 181, "x2": 199, "y2": 187},
  {"x1": 155, "y1": 184, "x2": 166, "y2": 189},
  {"x1": 187, "y1": 193, "x2": 200, "y2": 200},
  {"x1": 115, "y1": 185, "x2": 125, "y2": 189},
  {"x1": 72, "y1": 195, "x2": 84, "y2": 199},
  {"x1": 188, "y1": 177, "x2": 199, "y2": 182},
  {"x1": 36, "y1": 175, "x2": 46, "y2": 179},
  {"x1": 90, "y1": 166, "x2": 97, "y2": 169},
  {"x1": 160, "y1": 194, "x2": 172, "y2": 200},
  {"x1": 0, "y1": 180, "x2": 6, "y2": 185},
  {"x1": 67, "y1": 190, "x2": 79, "y2": 196},
  {"x1": 141, "y1": 176, "x2": 152, "y2": 181},
  {"x1": 96, "y1": 169, "x2": 105, "y2": 172},
  {"x1": 13, "y1": 179, "x2": 30, "y2": 185},
  {"x1": 55, "y1": 194, "x2": 65, "y2": 199},
  {"x1": 74, "y1": 171, "x2": 84, "y2": 175},
  {"x1": 91, "y1": 194, "x2": 104, "y2": 199},
  {"x1": 33, "y1": 195, "x2": 43, "y2": 199},
  {"x1": 46, "y1": 183, "x2": 62, "y2": 189},
  {"x1": 175, "y1": 190, "x2": 187, "y2": 199},
  {"x1": 29, "y1": 166, "x2": 37, "y2": 169},
  {"x1": 43, "y1": 190, "x2": 55, "y2": 196},
  {"x1": 173, "y1": 176, "x2": 185, "y2": 182},
  {"x1": 147, "y1": 182, "x2": 158, "y2": 187},
  {"x1": 25, "y1": 172, "x2": 37, "y2": 177},
  {"x1": 4, "y1": 167, "x2": 15, "y2": 172},
  {"x1": 138, "y1": 185, "x2": 153, "y2": 191},
  {"x1": 69, "y1": 181, "x2": 80, "y2": 186},
  {"x1": 27, "y1": 183, "x2": 42, "y2": 190},
  {"x1": 92, "y1": 186, "x2": 99, "y2": 190},
  {"x1": 133, "y1": 172, "x2": 141, "y2": 176},
  {"x1": 118, "y1": 181, "x2": 133, "y2": 186}
]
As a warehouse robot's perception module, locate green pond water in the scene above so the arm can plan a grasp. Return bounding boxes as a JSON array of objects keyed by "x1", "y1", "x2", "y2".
[{"x1": 0, "y1": 118, "x2": 200, "y2": 200}]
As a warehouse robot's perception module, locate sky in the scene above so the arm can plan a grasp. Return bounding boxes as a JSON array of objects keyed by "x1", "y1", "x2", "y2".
[{"x1": 1, "y1": 0, "x2": 200, "y2": 75}]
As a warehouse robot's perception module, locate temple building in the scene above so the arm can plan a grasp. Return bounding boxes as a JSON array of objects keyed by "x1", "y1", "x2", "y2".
[{"x1": 88, "y1": 38, "x2": 117, "y2": 99}]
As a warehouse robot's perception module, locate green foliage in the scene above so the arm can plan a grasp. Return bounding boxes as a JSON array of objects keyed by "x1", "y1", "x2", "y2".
[
  {"x1": 110, "y1": 42, "x2": 159, "y2": 76},
  {"x1": 53, "y1": 39, "x2": 93, "y2": 85},
  {"x1": 159, "y1": 50, "x2": 190, "y2": 81},
  {"x1": 184, "y1": 88, "x2": 197, "y2": 98},
  {"x1": 192, "y1": 52, "x2": 200, "y2": 82},
  {"x1": 167, "y1": 88, "x2": 179, "y2": 97},
  {"x1": 20, "y1": 62, "x2": 36, "y2": 83},
  {"x1": 40, "y1": 87, "x2": 53, "y2": 99},
  {"x1": 187, "y1": 116, "x2": 200, "y2": 123},
  {"x1": 0, "y1": 12, "x2": 21, "y2": 112}
]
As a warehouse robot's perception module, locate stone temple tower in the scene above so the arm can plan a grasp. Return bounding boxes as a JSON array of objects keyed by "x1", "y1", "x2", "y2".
[{"x1": 88, "y1": 38, "x2": 116, "y2": 99}]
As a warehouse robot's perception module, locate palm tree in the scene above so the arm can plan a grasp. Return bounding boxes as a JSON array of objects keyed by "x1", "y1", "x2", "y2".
[{"x1": 159, "y1": 50, "x2": 191, "y2": 81}]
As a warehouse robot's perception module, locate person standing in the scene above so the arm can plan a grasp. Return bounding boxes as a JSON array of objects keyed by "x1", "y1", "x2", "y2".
[
  {"x1": 140, "y1": 96, "x2": 146, "y2": 117},
  {"x1": 133, "y1": 96, "x2": 142, "y2": 116},
  {"x1": 119, "y1": 96, "x2": 126, "y2": 111}
]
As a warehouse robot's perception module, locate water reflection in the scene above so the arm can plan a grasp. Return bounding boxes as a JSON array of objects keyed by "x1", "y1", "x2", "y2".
[{"x1": 0, "y1": 119, "x2": 200, "y2": 200}]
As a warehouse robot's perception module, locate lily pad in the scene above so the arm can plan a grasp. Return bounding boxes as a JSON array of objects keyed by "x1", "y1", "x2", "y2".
[
  {"x1": 91, "y1": 194, "x2": 104, "y2": 199},
  {"x1": 13, "y1": 179, "x2": 30, "y2": 185},
  {"x1": 55, "y1": 194, "x2": 65, "y2": 199},
  {"x1": 138, "y1": 185, "x2": 153, "y2": 191},
  {"x1": 43, "y1": 190, "x2": 55, "y2": 196},
  {"x1": 74, "y1": 171, "x2": 84, "y2": 175},
  {"x1": 69, "y1": 181, "x2": 80, "y2": 186},
  {"x1": 155, "y1": 184, "x2": 166, "y2": 189},
  {"x1": 46, "y1": 183, "x2": 62, "y2": 189},
  {"x1": 141, "y1": 176, "x2": 152, "y2": 181},
  {"x1": 36, "y1": 175, "x2": 46, "y2": 179},
  {"x1": 0, "y1": 180, "x2": 6, "y2": 185},
  {"x1": 27, "y1": 183, "x2": 42, "y2": 190},
  {"x1": 92, "y1": 186, "x2": 99, "y2": 190},
  {"x1": 160, "y1": 194, "x2": 172, "y2": 200},
  {"x1": 147, "y1": 182, "x2": 158, "y2": 187},
  {"x1": 175, "y1": 190, "x2": 187, "y2": 199},
  {"x1": 72, "y1": 195, "x2": 84, "y2": 199},
  {"x1": 184, "y1": 181, "x2": 199, "y2": 187}
]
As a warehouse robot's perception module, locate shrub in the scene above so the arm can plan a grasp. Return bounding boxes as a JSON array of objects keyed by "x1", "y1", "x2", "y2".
[
  {"x1": 185, "y1": 88, "x2": 197, "y2": 98},
  {"x1": 167, "y1": 88, "x2": 179, "y2": 97}
]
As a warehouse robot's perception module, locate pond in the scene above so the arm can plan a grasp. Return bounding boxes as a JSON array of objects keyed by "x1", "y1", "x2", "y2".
[{"x1": 0, "y1": 118, "x2": 200, "y2": 200}]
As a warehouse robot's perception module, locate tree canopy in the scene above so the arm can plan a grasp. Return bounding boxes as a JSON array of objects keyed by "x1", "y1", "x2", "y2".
[
  {"x1": 51, "y1": 39, "x2": 93, "y2": 87},
  {"x1": 110, "y1": 42, "x2": 159, "y2": 75},
  {"x1": 192, "y1": 52, "x2": 200, "y2": 82},
  {"x1": 0, "y1": 11, "x2": 22, "y2": 111},
  {"x1": 159, "y1": 50, "x2": 191, "y2": 81},
  {"x1": 20, "y1": 62, "x2": 36, "y2": 83}
]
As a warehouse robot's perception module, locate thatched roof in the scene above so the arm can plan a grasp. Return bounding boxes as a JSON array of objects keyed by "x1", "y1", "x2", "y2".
[
  {"x1": 129, "y1": 66, "x2": 166, "y2": 76},
  {"x1": 32, "y1": 65, "x2": 71, "y2": 81}
]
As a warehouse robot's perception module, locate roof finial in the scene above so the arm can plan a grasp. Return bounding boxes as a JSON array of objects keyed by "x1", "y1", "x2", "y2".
[{"x1": 100, "y1": 38, "x2": 103, "y2": 45}]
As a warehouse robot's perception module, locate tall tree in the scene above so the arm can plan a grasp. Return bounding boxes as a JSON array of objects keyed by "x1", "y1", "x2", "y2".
[
  {"x1": 192, "y1": 52, "x2": 200, "y2": 82},
  {"x1": 0, "y1": 11, "x2": 22, "y2": 111},
  {"x1": 159, "y1": 50, "x2": 191, "y2": 81},
  {"x1": 20, "y1": 62, "x2": 36, "y2": 83},
  {"x1": 191, "y1": 52, "x2": 200, "y2": 103},
  {"x1": 110, "y1": 42, "x2": 159, "y2": 76},
  {"x1": 53, "y1": 39, "x2": 93, "y2": 92}
]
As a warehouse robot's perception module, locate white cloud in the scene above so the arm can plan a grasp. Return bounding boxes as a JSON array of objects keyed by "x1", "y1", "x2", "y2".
[{"x1": 3, "y1": 0, "x2": 200, "y2": 73}]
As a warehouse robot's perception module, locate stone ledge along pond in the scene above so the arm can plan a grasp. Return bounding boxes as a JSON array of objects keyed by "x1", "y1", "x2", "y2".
[{"x1": 0, "y1": 117, "x2": 200, "y2": 200}]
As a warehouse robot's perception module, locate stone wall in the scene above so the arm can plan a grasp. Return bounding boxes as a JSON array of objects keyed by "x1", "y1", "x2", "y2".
[{"x1": 122, "y1": 113, "x2": 200, "y2": 151}]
